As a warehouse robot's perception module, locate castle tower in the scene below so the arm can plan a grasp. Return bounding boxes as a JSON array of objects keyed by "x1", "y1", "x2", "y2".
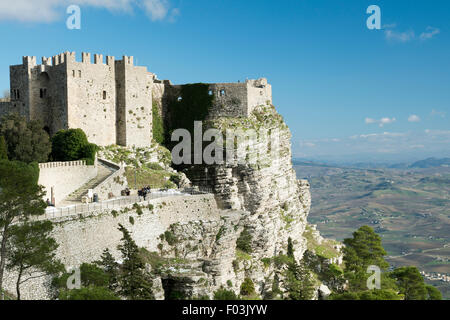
[{"x1": 115, "y1": 56, "x2": 153, "y2": 148}]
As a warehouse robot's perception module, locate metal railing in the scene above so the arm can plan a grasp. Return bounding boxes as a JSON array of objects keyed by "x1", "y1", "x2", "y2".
[{"x1": 33, "y1": 187, "x2": 214, "y2": 221}]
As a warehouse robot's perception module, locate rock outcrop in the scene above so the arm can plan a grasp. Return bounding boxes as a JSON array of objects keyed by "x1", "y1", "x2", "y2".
[{"x1": 162, "y1": 104, "x2": 319, "y2": 297}]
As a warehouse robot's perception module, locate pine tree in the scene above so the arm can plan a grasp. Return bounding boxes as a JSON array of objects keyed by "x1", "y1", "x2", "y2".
[
  {"x1": 282, "y1": 260, "x2": 316, "y2": 300},
  {"x1": 6, "y1": 221, "x2": 63, "y2": 300},
  {"x1": 0, "y1": 160, "x2": 46, "y2": 299},
  {"x1": 96, "y1": 248, "x2": 120, "y2": 291},
  {"x1": 117, "y1": 224, "x2": 154, "y2": 300}
]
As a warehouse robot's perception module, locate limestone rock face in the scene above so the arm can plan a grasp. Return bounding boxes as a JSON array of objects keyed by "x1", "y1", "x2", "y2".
[{"x1": 167, "y1": 105, "x2": 314, "y2": 297}]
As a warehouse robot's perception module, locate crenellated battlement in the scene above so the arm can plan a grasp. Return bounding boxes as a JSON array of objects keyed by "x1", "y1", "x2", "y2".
[
  {"x1": 22, "y1": 56, "x2": 37, "y2": 68},
  {"x1": 16, "y1": 52, "x2": 138, "y2": 69},
  {"x1": 3, "y1": 52, "x2": 272, "y2": 149},
  {"x1": 38, "y1": 160, "x2": 90, "y2": 169}
]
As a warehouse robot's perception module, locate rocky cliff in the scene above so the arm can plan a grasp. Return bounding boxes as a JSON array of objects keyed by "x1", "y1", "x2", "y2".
[{"x1": 156, "y1": 103, "x2": 327, "y2": 298}]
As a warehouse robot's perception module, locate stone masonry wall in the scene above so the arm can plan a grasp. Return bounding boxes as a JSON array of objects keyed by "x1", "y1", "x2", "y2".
[
  {"x1": 2, "y1": 194, "x2": 221, "y2": 300},
  {"x1": 115, "y1": 57, "x2": 153, "y2": 148},
  {"x1": 66, "y1": 53, "x2": 117, "y2": 146},
  {"x1": 38, "y1": 160, "x2": 98, "y2": 206},
  {"x1": 91, "y1": 159, "x2": 127, "y2": 201}
]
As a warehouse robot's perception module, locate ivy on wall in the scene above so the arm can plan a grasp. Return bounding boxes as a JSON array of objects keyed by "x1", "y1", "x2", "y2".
[
  {"x1": 152, "y1": 100, "x2": 165, "y2": 145},
  {"x1": 164, "y1": 83, "x2": 213, "y2": 148}
]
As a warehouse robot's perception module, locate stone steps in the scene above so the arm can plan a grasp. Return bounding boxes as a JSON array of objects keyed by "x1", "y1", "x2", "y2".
[{"x1": 65, "y1": 162, "x2": 115, "y2": 201}]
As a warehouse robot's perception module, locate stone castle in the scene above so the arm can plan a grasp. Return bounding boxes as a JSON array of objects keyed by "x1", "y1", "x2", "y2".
[
  {"x1": 0, "y1": 51, "x2": 272, "y2": 147},
  {"x1": 1, "y1": 52, "x2": 343, "y2": 301}
]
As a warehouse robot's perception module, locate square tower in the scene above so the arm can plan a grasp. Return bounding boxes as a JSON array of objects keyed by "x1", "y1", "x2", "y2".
[{"x1": 115, "y1": 56, "x2": 153, "y2": 148}]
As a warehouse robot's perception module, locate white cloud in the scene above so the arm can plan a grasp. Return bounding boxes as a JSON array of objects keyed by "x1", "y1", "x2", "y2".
[
  {"x1": 383, "y1": 24, "x2": 441, "y2": 43},
  {"x1": 365, "y1": 117, "x2": 396, "y2": 127},
  {"x1": 355, "y1": 132, "x2": 406, "y2": 139},
  {"x1": 425, "y1": 129, "x2": 450, "y2": 136},
  {"x1": 385, "y1": 29, "x2": 415, "y2": 43},
  {"x1": 382, "y1": 23, "x2": 397, "y2": 29},
  {"x1": 431, "y1": 109, "x2": 446, "y2": 118},
  {"x1": 408, "y1": 114, "x2": 421, "y2": 122},
  {"x1": 420, "y1": 27, "x2": 440, "y2": 40},
  {"x1": 294, "y1": 129, "x2": 450, "y2": 160},
  {"x1": 0, "y1": 0, "x2": 178, "y2": 22},
  {"x1": 300, "y1": 141, "x2": 315, "y2": 148},
  {"x1": 141, "y1": 0, "x2": 168, "y2": 21}
]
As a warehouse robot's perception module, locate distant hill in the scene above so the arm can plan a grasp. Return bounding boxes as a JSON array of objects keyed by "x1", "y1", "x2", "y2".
[{"x1": 409, "y1": 158, "x2": 450, "y2": 169}]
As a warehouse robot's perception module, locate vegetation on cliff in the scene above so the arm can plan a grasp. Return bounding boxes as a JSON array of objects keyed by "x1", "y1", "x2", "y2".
[{"x1": 329, "y1": 226, "x2": 442, "y2": 300}]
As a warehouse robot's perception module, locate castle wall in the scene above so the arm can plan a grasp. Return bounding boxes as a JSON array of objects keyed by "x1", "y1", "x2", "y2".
[
  {"x1": 38, "y1": 160, "x2": 98, "y2": 206},
  {"x1": 2, "y1": 194, "x2": 221, "y2": 300},
  {"x1": 36, "y1": 62, "x2": 69, "y2": 134},
  {"x1": 115, "y1": 57, "x2": 153, "y2": 148},
  {"x1": 66, "y1": 53, "x2": 116, "y2": 146},
  {"x1": 246, "y1": 78, "x2": 272, "y2": 113},
  {"x1": 9, "y1": 61, "x2": 31, "y2": 119},
  {"x1": 207, "y1": 83, "x2": 249, "y2": 118}
]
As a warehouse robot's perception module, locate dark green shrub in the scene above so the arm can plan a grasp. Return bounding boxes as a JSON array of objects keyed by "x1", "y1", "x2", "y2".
[
  {"x1": 164, "y1": 231, "x2": 178, "y2": 246},
  {"x1": 240, "y1": 278, "x2": 256, "y2": 296},
  {"x1": 51, "y1": 128, "x2": 97, "y2": 164},
  {"x1": 79, "y1": 263, "x2": 110, "y2": 287},
  {"x1": 214, "y1": 288, "x2": 239, "y2": 300},
  {"x1": 59, "y1": 287, "x2": 119, "y2": 300},
  {"x1": 236, "y1": 227, "x2": 252, "y2": 254}
]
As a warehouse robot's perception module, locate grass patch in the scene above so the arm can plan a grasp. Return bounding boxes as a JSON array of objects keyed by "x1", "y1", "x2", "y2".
[{"x1": 125, "y1": 165, "x2": 176, "y2": 190}]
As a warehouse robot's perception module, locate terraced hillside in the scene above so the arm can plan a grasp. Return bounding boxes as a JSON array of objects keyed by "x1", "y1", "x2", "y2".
[{"x1": 294, "y1": 161, "x2": 450, "y2": 298}]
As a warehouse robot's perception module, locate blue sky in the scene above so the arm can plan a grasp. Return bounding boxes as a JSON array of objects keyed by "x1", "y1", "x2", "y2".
[{"x1": 0, "y1": 0, "x2": 448, "y2": 163}]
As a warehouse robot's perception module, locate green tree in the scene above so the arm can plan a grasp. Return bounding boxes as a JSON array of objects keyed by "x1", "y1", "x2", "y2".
[
  {"x1": 0, "y1": 113, "x2": 51, "y2": 163},
  {"x1": 282, "y1": 260, "x2": 316, "y2": 300},
  {"x1": 59, "y1": 286, "x2": 120, "y2": 300},
  {"x1": 330, "y1": 289, "x2": 403, "y2": 300},
  {"x1": 95, "y1": 248, "x2": 119, "y2": 291},
  {"x1": 342, "y1": 226, "x2": 389, "y2": 291},
  {"x1": 79, "y1": 263, "x2": 110, "y2": 288},
  {"x1": 425, "y1": 284, "x2": 442, "y2": 300},
  {"x1": 6, "y1": 221, "x2": 63, "y2": 300},
  {"x1": 343, "y1": 226, "x2": 389, "y2": 272},
  {"x1": 51, "y1": 128, "x2": 98, "y2": 165},
  {"x1": 0, "y1": 160, "x2": 46, "y2": 299},
  {"x1": 117, "y1": 224, "x2": 154, "y2": 300},
  {"x1": 0, "y1": 136, "x2": 7, "y2": 160},
  {"x1": 390, "y1": 266, "x2": 433, "y2": 300},
  {"x1": 240, "y1": 277, "x2": 256, "y2": 296}
]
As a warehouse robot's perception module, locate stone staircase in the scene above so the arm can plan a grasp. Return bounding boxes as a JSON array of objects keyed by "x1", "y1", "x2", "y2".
[{"x1": 64, "y1": 162, "x2": 115, "y2": 202}]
